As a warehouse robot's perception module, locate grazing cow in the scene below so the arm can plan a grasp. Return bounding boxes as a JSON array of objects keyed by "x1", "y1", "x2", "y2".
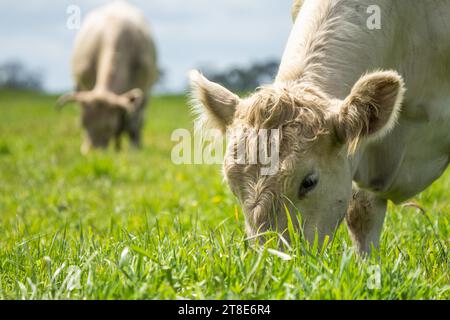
[
  {"x1": 58, "y1": 1, "x2": 158, "y2": 153},
  {"x1": 190, "y1": 0, "x2": 450, "y2": 254}
]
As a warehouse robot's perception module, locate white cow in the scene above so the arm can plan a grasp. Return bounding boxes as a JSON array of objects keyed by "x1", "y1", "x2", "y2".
[
  {"x1": 190, "y1": 0, "x2": 450, "y2": 253},
  {"x1": 58, "y1": 1, "x2": 158, "y2": 153}
]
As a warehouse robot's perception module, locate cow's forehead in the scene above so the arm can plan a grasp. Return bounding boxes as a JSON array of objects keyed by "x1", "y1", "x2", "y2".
[
  {"x1": 234, "y1": 82, "x2": 330, "y2": 128},
  {"x1": 225, "y1": 121, "x2": 326, "y2": 160}
]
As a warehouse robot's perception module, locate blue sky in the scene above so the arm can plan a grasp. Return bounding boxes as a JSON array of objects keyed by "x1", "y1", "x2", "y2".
[{"x1": 0, "y1": 0, "x2": 293, "y2": 93}]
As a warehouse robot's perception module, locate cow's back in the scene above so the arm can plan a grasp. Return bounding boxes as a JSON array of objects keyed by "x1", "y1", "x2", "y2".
[
  {"x1": 348, "y1": 1, "x2": 450, "y2": 202},
  {"x1": 71, "y1": 1, "x2": 157, "y2": 92}
]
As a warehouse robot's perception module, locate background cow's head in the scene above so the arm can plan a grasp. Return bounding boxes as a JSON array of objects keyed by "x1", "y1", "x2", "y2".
[
  {"x1": 57, "y1": 88, "x2": 143, "y2": 153},
  {"x1": 189, "y1": 70, "x2": 405, "y2": 246}
]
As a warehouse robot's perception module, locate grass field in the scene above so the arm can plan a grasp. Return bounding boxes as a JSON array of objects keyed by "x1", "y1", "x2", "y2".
[{"x1": 0, "y1": 90, "x2": 448, "y2": 299}]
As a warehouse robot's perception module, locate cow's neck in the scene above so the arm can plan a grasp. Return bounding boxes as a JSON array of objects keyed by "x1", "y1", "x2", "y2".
[
  {"x1": 276, "y1": 0, "x2": 394, "y2": 99},
  {"x1": 276, "y1": 0, "x2": 399, "y2": 189},
  {"x1": 276, "y1": 1, "x2": 450, "y2": 201}
]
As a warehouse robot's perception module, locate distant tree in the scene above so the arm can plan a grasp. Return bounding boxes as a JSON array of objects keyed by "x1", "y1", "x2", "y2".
[
  {"x1": 202, "y1": 59, "x2": 279, "y2": 92},
  {"x1": 0, "y1": 60, "x2": 43, "y2": 91},
  {"x1": 153, "y1": 66, "x2": 166, "y2": 92}
]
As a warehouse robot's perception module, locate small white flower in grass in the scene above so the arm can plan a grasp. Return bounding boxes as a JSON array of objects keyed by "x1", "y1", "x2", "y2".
[
  {"x1": 42, "y1": 256, "x2": 52, "y2": 274},
  {"x1": 27, "y1": 278, "x2": 37, "y2": 298},
  {"x1": 43, "y1": 256, "x2": 52, "y2": 265},
  {"x1": 267, "y1": 248, "x2": 293, "y2": 261},
  {"x1": 66, "y1": 266, "x2": 81, "y2": 291},
  {"x1": 86, "y1": 268, "x2": 93, "y2": 287},
  {"x1": 119, "y1": 247, "x2": 129, "y2": 268},
  {"x1": 52, "y1": 262, "x2": 66, "y2": 283},
  {"x1": 17, "y1": 281, "x2": 27, "y2": 299}
]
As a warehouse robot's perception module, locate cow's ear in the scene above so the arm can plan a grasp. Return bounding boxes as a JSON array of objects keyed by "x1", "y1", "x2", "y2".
[
  {"x1": 189, "y1": 70, "x2": 240, "y2": 133},
  {"x1": 332, "y1": 70, "x2": 405, "y2": 151},
  {"x1": 56, "y1": 91, "x2": 91, "y2": 108},
  {"x1": 118, "y1": 88, "x2": 144, "y2": 112}
]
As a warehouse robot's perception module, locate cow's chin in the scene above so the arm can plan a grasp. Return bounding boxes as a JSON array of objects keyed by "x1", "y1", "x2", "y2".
[
  {"x1": 296, "y1": 201, "x2": 349, "y2": 248},
  {"x1": 83, "y1": 133, "x2": 113, "y2": 152},
  {"x1": 242, "y1": 206, "x2": 299, "y2": 245},
  {"x1": 90, "y1": 139, "x2": 111, "y2": 149}
]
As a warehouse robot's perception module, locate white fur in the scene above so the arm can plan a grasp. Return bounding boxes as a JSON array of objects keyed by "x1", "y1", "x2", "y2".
[{"x1": 277, "y1": 0, "x2": 450, "y2": 202}]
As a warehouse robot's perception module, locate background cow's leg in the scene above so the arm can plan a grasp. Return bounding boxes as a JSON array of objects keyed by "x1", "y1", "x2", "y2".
[
  {"x1": 346, "y1": 186, "x2": 387, "y2": 254},
  {"x1": 114, "y1": 133, "x2": 122, "y2": 151},
  {"x1": 127, "y1": 108, "x2": 144, "y2": 148},
  {"x1": 129, "y1": 129, "x2": 141, "y2": 148},
  {"x1": 114, "y1": 110, "x2": 126, "y2": 152},
  {"x1": 80, "y1": 137, "x2": 91, "y2": 155}
]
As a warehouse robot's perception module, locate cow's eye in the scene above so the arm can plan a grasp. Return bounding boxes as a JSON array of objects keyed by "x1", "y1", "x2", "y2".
[{"x1": 298, "y1": 172, "x2": 319, "y2": 198}]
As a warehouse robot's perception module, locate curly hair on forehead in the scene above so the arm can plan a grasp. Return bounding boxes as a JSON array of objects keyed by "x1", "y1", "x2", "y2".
[{"x1": 236, "y1": 81, "x2": 330, "y2": 146}]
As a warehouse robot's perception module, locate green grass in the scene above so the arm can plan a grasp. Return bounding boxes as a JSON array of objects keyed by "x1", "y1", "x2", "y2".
[{"x1": 0, "y1": 89, "x2": 448, "y2": 299}]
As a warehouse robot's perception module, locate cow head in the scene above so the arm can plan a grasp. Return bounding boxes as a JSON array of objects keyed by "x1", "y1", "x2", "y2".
[
  {"x1": 57, "y1": 88, "x2": 143, "y2": 153},
  {"x1": 189, "y1": 70, "x2": 404, "y2": 246}
]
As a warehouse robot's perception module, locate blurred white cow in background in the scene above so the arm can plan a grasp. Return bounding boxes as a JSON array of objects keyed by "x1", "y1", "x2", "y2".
[{"x1": 58, "y1": 0, "x2": 158, "y2": 153}]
